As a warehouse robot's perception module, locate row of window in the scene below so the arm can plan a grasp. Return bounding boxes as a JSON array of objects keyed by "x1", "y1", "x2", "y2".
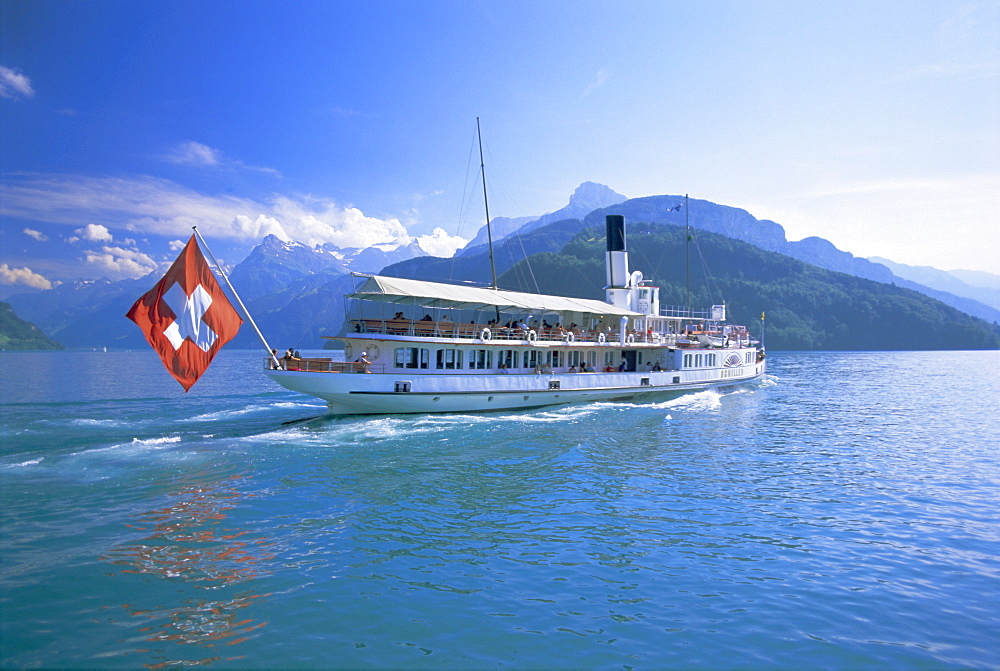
[
  {"x1": 681, "y1": 351, "x2": 752, "y2": 368},
  {"x1": 396, "y1": 347, "x2": 613, "y2": 370},
  {"x1": 683, "y1": 353, "x2": 719, "y2": 368},
  {"x1": 397, "y1": 346, "x2": 751, "y2": 371}
]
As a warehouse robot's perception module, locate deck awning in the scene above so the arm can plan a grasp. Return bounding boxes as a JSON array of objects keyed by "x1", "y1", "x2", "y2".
[{"x1": 347, "y1": 275, "x2": 642, "y2": 318}]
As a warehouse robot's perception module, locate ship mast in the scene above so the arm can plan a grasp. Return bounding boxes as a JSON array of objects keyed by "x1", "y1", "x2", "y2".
[
  {"x1": 477, "y1": 117, "x2": 499, "y2": 290},
  {"x1": 685, "y1": 193, "x2": 690, "y2": 313}
]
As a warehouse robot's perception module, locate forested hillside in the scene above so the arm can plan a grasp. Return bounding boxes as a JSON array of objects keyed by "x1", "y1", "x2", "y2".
[
  {"x1": 0, "y1": 302, "x2": 64, "y2": 350},
  {"x1": 497, "y1": 226, "x2": 1000, "y2": 351}
]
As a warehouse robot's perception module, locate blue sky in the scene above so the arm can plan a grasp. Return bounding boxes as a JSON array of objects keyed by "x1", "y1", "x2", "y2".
[{"x1": 1, "y1": 0, "x2": 997, "y2": 295}]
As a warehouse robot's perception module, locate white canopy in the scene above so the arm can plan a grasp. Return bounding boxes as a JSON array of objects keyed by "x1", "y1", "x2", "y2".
[{"x1": 348, "y1": 275, "x2": 642, "y2": 318}]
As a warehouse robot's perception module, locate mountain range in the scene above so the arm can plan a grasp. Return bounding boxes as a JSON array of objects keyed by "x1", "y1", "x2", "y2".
[{"x1": 3, "y1": 183, "x2": 998, "y2": 351}]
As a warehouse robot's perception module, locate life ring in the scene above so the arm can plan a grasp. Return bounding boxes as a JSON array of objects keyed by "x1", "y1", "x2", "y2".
[
  {"x1": 626, "y1": 334, "x2": 635, "y2": 344},
  {"x1": 344, "y1": 343, "x2": 353, "y2": 359},
  {"x1": 527, "y1": 329, "x2": 537, "y2": 343},
  {"x1": 562, "y1": 332, "x2": 575, "y2": 343},
  {"x1": 597, "y1": 332, "x2": 606, "y2": 344},
  {"x1": 481, "y1": 327, "x2": 492, "y2": 341},
  {"x1": 368, "y1": 345, "x2": 380, "y2": 359}
]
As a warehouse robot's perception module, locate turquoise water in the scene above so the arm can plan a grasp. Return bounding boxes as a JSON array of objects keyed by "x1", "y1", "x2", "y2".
[{"x1": 1, "y1": 350, "x2": 998, "y2": 668}]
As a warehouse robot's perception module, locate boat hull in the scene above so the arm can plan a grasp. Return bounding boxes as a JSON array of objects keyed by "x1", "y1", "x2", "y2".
[{"x1": 264, "y1": 362, "x2": 767, "y2": 415}]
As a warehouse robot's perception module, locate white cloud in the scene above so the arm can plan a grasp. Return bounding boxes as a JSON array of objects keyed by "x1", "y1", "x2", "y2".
[
  {"x1": 0, "y1": 263, "x2": 52, "y2": 290},
  {"x1": 167, "y1": 239, "x2": 186, "y2": 252},
  {"x1": 0, "y1": 65, "x2": 34, "y2": 100},
  {"x1": 22, "y1": 227, "x2": 48, "y2": 242},
  {"x1": 0, "y1": 173, "x2": 459, "y2": 262},
  {"x1": 416, "y1": 227, "x2": 468, "y2": 257},
  {"x1": 83, "y1": 245, "x2": 158, "y2": 280},
  {"x1": 74, "y1": 223, "x2": 113, "y2": 242}
]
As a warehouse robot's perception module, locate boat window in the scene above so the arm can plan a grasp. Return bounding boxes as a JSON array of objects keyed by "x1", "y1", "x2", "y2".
[
  {"x1": 436, "y1": 348, "x2": 463, "y2": 370},
  {"x1": 587, "y1": 351, "x2": 598, "y2": 367},
  {"x1": 395, "y1": 347, "x2": 429, "y2": 369},
  {"x1": 695, "y1": 354, "x2": 702, "y2": 367},
  {"x1": 525, "y1": 350, "x2": 538, "y2": 369},
  {"x1": 684, "y1": 354, "x2": 692, "y2": 368},
  {"x1": 499, "y1": 349, "x2": 517, "y2": 369},
  {"x1": 469, "y1": 349, "x2": 493, "y2": 370},
  {"x1": 567, "y1": 350, "x2": 580, "y2": 367},
  {"x1": 550, "y1": 351, "x2": 561, "y2": 368}
]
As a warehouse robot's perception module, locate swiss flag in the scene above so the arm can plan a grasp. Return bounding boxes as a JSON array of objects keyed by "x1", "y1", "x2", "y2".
[{"x1": 126, "y1": 235, "x2": 243, "y2": 391}]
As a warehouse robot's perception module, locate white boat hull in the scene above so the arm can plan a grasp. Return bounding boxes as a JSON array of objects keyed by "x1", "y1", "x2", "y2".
[{"x1": 264, "y1": 361, "x2": 766, "y2": 415}]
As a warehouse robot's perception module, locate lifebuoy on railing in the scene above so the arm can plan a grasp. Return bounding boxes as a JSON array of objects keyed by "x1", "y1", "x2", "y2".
[
  {"x1": 527, "y1": 329, "x2": 537, "y2": 343},
  {"x1": 481, "y1": 327, "x2": 492, "y2": 341},
  {"x1": 597, "y1": 332, "x2": 606, "y2": 344},
  {"x1": 562, "y1": 332, "x2": 575, "y2": 343},
  {"x1": 626, "y1": 333, "x2": 635, "y2": 344}
]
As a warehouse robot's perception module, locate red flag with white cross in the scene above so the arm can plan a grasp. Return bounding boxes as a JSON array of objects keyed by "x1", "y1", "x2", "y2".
[{"x1": 126, "y1": 235, "x2": 243, "y2": 391}]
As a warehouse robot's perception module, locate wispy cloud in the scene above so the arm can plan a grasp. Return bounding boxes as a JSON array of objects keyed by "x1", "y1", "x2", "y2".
[
  {"x1": 162, "y1": 141, "x2": 281, "y2": 177},
  {"x1": 0, "y1": 173, "x2": 422, "y2": 250},
  {"x1": 83, "y1": 245, "x2": 157, "y2": 280},
  {"x1": 164, "y1": 141, "x2": 221, "y2": 167},
  {"x1": 581, "y1": 68, "x2": 610, "y2": 98},
  {"x1": 0, "y1": 65, "x2": 34, "y2": 101},
  {"x1": 22, "y1": 227, "x2": 48, "y2": 242},
  {"x1": 0, "y1": 263, "x2": 52, "y2": 290}
]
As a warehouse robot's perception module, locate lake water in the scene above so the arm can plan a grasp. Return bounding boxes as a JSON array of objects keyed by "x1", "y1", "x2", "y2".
[{"x1": 1, "y1": 349, "x2": 998, "y2": 668}]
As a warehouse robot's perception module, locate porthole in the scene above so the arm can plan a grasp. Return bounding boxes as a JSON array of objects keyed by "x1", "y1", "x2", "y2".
[
  {"x1": 488, "y1": 396, "x2": 494, "y2": 402},
  {"x1": 432, "y1": 397, "x2": 440, "y2": 402}
]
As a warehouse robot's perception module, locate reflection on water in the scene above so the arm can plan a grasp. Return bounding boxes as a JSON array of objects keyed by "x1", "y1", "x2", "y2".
[{"x1": 102, "y1": 475, "x2": 272, "y2": 663}]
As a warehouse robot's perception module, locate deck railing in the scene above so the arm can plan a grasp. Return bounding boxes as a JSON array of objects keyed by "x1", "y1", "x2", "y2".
[
  {"x1": 348, "y1": 319, "x2": 684, "y2": 345},
  {"x1": 264, "y1": 357, "x2": 385, "y2": 374}
]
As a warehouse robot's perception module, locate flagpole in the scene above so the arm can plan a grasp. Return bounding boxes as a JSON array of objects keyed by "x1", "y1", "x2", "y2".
[{"x1": 192, "y1": 227, "x2": 281, "y2": 369}]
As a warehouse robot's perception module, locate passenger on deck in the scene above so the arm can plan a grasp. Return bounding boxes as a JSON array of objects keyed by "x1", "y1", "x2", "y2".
[
  {"x1": 394, "y1": 311, "x2": 405, "y2": 319},
  {"x1": 568, "y1": 365, "x2": 578, "y2": 373},
  {"x1": 421, "y1": 314, "x2": 433, "y2": 321},
  {"x1": 619, "y1": 358, "x2": 627, "y2": 372},
  {"x1": 498, "y1": 363, "x2": 509, "y2": 374},
  {"x1": 357, "y1": 351, "x2": 371, "y2": 373},
  {"x1": 652, "y1": 362, "x2": 661, "y2": 371}
]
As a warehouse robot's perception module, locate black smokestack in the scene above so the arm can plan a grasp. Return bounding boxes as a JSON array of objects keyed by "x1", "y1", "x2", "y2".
[{"x1": 605, "y1": 215, "x2": 625, "y2": 252}]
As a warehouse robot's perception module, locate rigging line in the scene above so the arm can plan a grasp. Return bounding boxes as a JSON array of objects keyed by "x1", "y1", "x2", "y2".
[
  {"x1": 690, "y1": 228, "x2": 723, "y2": 306},
  {"x1": 478, "y1": 131, "x2": 542, "y2": 293},
  {"x1": 450, "y1": 126, "x2": 481, "y2": 283}
]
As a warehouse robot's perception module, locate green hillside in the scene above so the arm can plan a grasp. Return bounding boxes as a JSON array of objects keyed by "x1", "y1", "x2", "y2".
[
  {"x1": 497, "y1": 226, "x2": 1000, "y2": 351},
  {"x1": 0, "y1": 302, "x2": 64, "y2": 350}
]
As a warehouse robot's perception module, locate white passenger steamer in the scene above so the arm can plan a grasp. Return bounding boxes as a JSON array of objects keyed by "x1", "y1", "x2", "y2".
[{"x1": 264, "y1": 214, "x2": 766, "y2": 415}]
